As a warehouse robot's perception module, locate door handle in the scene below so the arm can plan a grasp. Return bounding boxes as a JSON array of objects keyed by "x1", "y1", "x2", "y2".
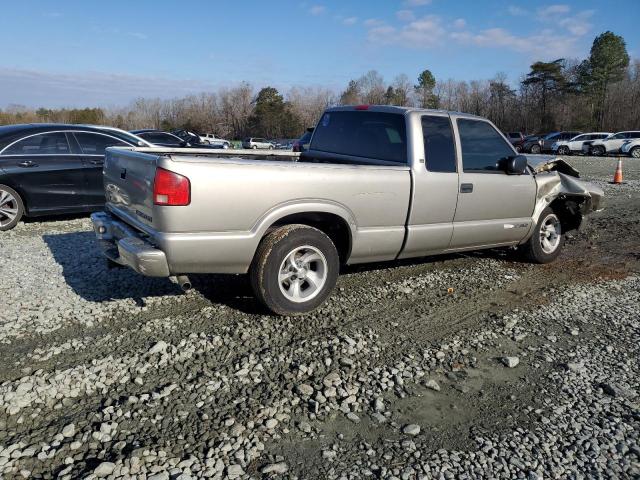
[
  {"x1": 460, "y1": 183, "x2": 474, "y2": 193},
  {"x1": 90, "y1": 160, "x2": 104, "y2": 165},
  {"x1": 18, "y1": 160, "x2": 38, "y2": 168}
]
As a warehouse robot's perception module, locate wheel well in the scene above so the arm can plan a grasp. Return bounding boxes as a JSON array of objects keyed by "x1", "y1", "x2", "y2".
[
  {"x1": 268, "y1": 212, "x2": 352, "y2": 264},
  {"x1": 548, "y1": 196, "x2": 584, "y2": 232}
]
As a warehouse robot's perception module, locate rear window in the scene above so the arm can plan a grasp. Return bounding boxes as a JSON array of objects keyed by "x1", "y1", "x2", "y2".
[{"x1": 311, "y1": 111, "x2": 407, "y2": 164}]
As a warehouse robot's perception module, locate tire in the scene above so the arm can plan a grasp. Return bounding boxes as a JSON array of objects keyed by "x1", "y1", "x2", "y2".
[
  {"x1": 630, "y1": 147, "x2": 640, "y2": 159},
  {"x1": 250, "y1": 224, "x2": 340, "y2": 315},
  {"x1": 268, "y1": 145, "x2": 274, "y2": 150},
  {"x1": 530, "y1": 144, "x2": 541, "y2": 154},
  {"x1": 521, "y1": 207, "x2": 564, "y2": 264},
  {"x1": 251, "y1": 145, "x2": 257, "y2": 149},
  {"x1": 0, "y1": 184, "x2": 24, "y2": 231},
  {"x1": 558, "y1": 146, "x2": 570, "y2": 156},
  {"x1": 515, "y1": 145, "x2": 522, "y2": 153},
  {"x1": 592, "y1": 146, "x2": 605, "y2": 156}
]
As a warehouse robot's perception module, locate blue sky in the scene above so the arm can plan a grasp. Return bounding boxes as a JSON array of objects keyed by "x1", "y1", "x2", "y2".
[{"x1": 1, "y1": 0, "x2": 638, "y2": 108}]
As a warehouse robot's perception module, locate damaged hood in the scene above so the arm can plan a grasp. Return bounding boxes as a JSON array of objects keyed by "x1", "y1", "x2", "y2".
[
  {"x1": 527, "y1": 155, "x2": 580, "y2": 177},
  {"x1": 530, "y1": 155, "x2": 604, "y2": 217}
]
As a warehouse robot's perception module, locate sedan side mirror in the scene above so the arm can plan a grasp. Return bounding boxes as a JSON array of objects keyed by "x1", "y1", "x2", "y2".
[{"x1": 506, "y1": 155, "x2": 528, "y2": 175}]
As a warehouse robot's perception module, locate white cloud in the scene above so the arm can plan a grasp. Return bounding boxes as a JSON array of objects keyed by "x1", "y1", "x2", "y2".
[
  {"x1": 558, "y1": 9, "x2": 594, "y2": 36},
  {"x1": 364, "y1": 18, "x2": 383, "y2": 27},
  {"x1": 450, "y1": 27, "x2": 581, "y2": 58},
  {"x1": 367, "y1": 15, "x2": 445, "y2": 49},
  {"x1": 538, "y1": 4, "x2": 571, "y2": 17},
  {"x1": 0, "y1": 68, "x2": 219, "y2": 108},
  {"x1": 396, "y1": 10, "x2": 415, "y2": 22},
  {"x1": 310, "y1": 5, "x2": 325, "y2": 15},
  {"x1": 404, "y1": 0, "x2": 431, "y2": 6},
  {"x1": 453, "y1": 18, "x2": 466, "y2": 29},
  {"x1": 128, "y1": 32, "x2": 148, "y2": 40},
  {"x1": 507, "y1": 5, "x2": 527, "y2": 16},
  {"x1": 342, "y1": 16, "x2": 358, "y2": 25}
]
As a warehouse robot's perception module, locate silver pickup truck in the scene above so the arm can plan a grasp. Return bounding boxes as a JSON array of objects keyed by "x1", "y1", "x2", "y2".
[{"x1": 91, "y1": 106, "x2": 603, "y2": 315}]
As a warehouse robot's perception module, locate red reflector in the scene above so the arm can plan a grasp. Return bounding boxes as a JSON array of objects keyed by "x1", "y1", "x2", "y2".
[
  {"x1": 153, "y1": 167, "x2": 190, "y2": 206},
  {"x1": 355, "y1": 104, "x2": 370, "y2": 110}
]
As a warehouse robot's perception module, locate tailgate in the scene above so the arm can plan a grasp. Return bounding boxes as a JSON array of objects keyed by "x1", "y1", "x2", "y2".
[{"x1": 103, "y1": 147, "x2": 158, "y2": 229}]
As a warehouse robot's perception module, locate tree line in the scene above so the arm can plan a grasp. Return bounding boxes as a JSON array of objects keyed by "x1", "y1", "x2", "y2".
[{"x1": 1, "y1": 31, "x2": 638, "y2": 139}]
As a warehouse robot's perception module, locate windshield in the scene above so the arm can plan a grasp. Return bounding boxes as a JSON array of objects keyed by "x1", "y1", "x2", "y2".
[{"x1": 544, "y1": 133, "x2": 559, "y2": 140}]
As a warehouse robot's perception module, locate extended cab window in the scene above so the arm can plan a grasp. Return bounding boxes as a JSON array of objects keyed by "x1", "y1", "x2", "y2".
[
  {"x1": 311, "y1": 111, "x2": 407, "y2": 164},
  {"x1": 457, "y1": 119, "x2": 514, "y2": 173},
  {"x1": 75, "y1": 133, "x2": 129, "y2": 155},
  {"x1": 422, "y1": 115, "x2": 456, "y2": 173},
  {"x1": 3, "y1": 132, "x2": 70, "y2": 155}
]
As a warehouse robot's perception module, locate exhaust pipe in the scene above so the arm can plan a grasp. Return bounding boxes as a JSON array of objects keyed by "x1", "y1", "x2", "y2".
[{"x1": 176, "y1": 275, "x2": 192, "y2": 292}]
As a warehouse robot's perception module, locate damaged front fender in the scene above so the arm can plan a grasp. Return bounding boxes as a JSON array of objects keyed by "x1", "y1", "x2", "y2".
[{"x1": 527, "y1": 156, "x2": 604, "y2": 239}]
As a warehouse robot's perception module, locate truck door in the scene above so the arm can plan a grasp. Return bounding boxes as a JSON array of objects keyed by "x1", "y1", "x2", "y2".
[
  {"x1": 449, "y1": 117, "x2": 536, "y2": 249},
  {"x1": 399, "y1": 113, "x2": 459, "y2": 258}
]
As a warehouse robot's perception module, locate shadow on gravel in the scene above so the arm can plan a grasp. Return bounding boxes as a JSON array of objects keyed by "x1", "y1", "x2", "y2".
[
  {"x1": 189, "y1": 274, "x2": 266, "y2": 315},
  {"x1": 43, "y1": 231, "x2": 183, "y2": 303}
]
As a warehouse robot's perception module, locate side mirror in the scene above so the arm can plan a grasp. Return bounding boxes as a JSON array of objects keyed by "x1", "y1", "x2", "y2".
[{"x1": 506, "y1": 155, "x2": 528, "y2": 175}]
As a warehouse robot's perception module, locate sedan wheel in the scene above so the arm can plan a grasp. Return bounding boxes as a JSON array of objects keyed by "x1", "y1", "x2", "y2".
[
  {"x1": 531, "y1": 144, "x2": 541, "y2": 154},
  {"x1": 592, "y1": 146, "x2": 605, "y2": 156},
  {"x1": 0, "y1": 185, "x2": 24, "y2": 231},
  {"x1": 558, "y1": 146, "x2": 570, "y2": 155},
  {"x1": 631, "y1": 147, "x2": 640, "y2": 159}
]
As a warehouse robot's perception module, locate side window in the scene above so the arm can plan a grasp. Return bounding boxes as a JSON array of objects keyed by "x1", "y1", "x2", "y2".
[
  {"x1": 457, "y1": 119, "x2": 514, "y2": 173},
  {"x1": 75, "y1": 133, "x2": 129, "y2": 155},
  {"x1": 612, "y1": 133, "x2": 625, "y2": 139},
  {"x1": 421, "y1": 115, "x2": 456, "y2": 173},
  {"x1": 3, "y1": 132, "x2": 70, "y2": 155},
  {"x1": 629, "y1": 132, "x2": 640, "y2": 139}
]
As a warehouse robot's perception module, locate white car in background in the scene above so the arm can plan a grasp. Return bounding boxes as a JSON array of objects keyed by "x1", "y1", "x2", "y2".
[
  {"x1": 621, "y1": 139, "x2": 640, "y2": 158},
  {"x1": 552, "y1": 132, "x2": 611, "y2": 156},
  {"x1": 583, "y1": 131, "x2": 640, "y2": 156},
  {"x1": 200, "y1": 133, "x2": 231, "y2": 149}
]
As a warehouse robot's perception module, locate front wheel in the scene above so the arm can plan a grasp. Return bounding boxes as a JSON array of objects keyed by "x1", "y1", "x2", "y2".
[
  {"x1": 250, "y1": 224, "x2": 339, "y2": 315},
  {"x1": 630, "y1": 147, "x2": 640, "y2": 159},
  {"x1": 0, "y1": 185, "x2": 24, "y2": 231},
  {"x1": 592, "y1": 146, "x2": 605, "y2": 156},
  {"x1": 251, "y1": 145, "x2": 257, "y2": 149},
  {"x1": 530, "y1": 144, "x2": 541, "y2": 154},
  {"x1": 521, "y1": 207, "x2": 564, "y2": 263},
  {"x1": 558, "y1": 146, "x2": 570, "y2": 155}
]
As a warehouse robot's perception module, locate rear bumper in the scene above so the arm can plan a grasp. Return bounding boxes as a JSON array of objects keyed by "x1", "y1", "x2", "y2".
[{"x1": 90, "y1": 211, "x2": 170, "y2": 277}]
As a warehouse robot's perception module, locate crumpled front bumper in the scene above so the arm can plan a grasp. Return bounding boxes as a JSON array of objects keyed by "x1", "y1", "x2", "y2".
[{"x1": 90, "y1": 211, "x2": 170, "y2": 277}]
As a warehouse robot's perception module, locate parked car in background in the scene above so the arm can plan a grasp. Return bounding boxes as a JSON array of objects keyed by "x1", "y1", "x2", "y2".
[
  {"x1": 92, "y1": 105, "x2": 603, "y2": 315},
  {"x1": 620, "y1": 138, "x2": 640, "y2": 158},
  {"x1": 172, "y1": 130, "x2": 208, "y2": 147},
  {"x1": 200, "y1": 133, "x2": 231, "y2": 149},
  {"x1": 520, "y1": 135, "x2": 546, "y2": 154},
  {"x1": 293, "y1": 128, "x2": 314, "y2": 152},
  {"x1": 539, "y1": 131, "x2": 582, "y2": 152},
  {"x1": 131, "y1": 129, "x2": 188, "y2": 147},
  {"x1": 551, "y1": 132, "x2": 611, "y2": 155},
  {"x1": 505, "y1": 132, "x2": 526, "y2": 149},
  {"x1": 242, "y1": 137, "x2": 274, "y2": 149},
  {"x1": 0, "y1": 124, "x2": 150, "y2": 230},
  {"x1": 584, "y1": 131, "x2": 640, "y2": 156}
]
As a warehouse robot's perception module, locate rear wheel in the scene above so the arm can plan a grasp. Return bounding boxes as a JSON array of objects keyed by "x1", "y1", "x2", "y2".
[
  {"x1": 252, "y1": 145, "x2": 257, "y2": 149},
  {"x1": 0, "y1": 185, "x2": 24, "y2": 231},
  {"x1": 521, "y1": 207, "x2": 564, "y2": 263},
  {"x1": 530, "y1": 144, "x2": 541, "y2": 154},
  {"x1": 592, "y1": 146, "x2": 605, "y2": 156},
  {"x1": 250, "y1": 224, "x2": 339, "y2": 315},
  {"x1": 558, "y1": 146, "x2": 570, "y2": 155},
  {"x1": 630, "y1": 147, "x2": 640, "y2": 158}
]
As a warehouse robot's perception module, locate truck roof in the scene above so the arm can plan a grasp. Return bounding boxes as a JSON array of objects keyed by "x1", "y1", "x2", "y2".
[{"x1": 324, "y1": 105, "x2": 483, "y2": 119}]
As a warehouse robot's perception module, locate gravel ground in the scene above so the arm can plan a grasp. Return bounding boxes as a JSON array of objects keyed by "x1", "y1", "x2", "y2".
[{"x1": 0, "y1": 156, "x2": 638, "y2": 479}]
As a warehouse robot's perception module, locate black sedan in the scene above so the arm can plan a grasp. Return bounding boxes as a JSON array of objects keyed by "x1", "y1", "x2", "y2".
[{"x1": 0, "y1": 124, "x2": 149, "y2": 230}]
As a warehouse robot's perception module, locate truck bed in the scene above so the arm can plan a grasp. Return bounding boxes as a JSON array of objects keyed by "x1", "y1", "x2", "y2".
[{"x1": 101, "y1": 147, "x2": 411, "y2": 273}]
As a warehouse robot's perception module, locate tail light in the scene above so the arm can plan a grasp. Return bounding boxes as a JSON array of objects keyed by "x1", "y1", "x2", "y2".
[
  {"x1": 355, "y1": 104, "x2": 370, "y2": 110},
  {"x1": 153, "y1": 167, "x2": 190, "y2": 206}
]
